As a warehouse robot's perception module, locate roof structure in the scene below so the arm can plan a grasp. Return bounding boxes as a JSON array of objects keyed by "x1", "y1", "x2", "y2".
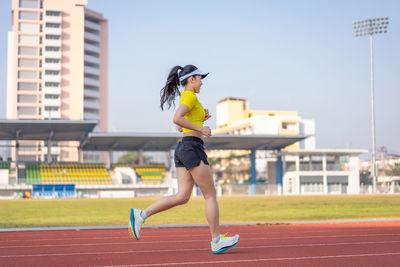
[
  {"x1": 0, "y1": 120, "x2": 97, "y2": 141},
  {"x1": 80, "y1": 132, "x2": 308, "y2": 151}
]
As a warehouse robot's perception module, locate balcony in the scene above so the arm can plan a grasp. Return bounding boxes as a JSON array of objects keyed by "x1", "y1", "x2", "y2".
[
  {"x1": 44, "y1": 87, "x2": 61, "y2": 94},
  {"x1": 43, "y1": 110, "x2": 61, "y2": 119},
  {"x1": 84, "y1": 89, "x2": 100, "y2": 98},
  {"x1": 45, "y1": 15, "x2": 61, "y2": 24},
  {"x1": 84, "y1": 77, "x2": 101, "y2": 87},
  {"x1": 44, "y1": 27, "x2": 61, "y2": 35},
  {"x1": 84, "y1": 66, "x2": 101, "y2": 76},
  {"x1": 85, "y1": 31, "x2": 101, "y2": 43},
  {"x1": 84, "y1": 54, "x2": 101, "y2": 65},
  {"x1": 44, "y1": 62, "x2": 61, "y2": 70},
  {"x1": 84, "y1": 100, "x2": 100, "y2": 110},
  {"x1": 44, "y1": 75, "x2": 61, "y2": 83},
  {"x1": 43, "y1": 98, "x2": 61, "y2": 107},
  {"x1": 84, "y1": 43, "x2": 101, "y2": 54},
  {"x1": 83, "y1": 112, "x2": 100, "y2": 120},
  {"x1": 44, "y1": 39, "x2": 61, "y2": 47},
  {"x1": 44, "y1": 51, "x2": 61, "y2": 59},
  {"x1": 85, "y1": 20, "x2": 101, "y2": 31}
]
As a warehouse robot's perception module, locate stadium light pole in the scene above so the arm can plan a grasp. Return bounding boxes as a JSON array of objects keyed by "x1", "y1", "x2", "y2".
[{"x1": 352, "y1": 17, "x2": 389, "y2": 193}]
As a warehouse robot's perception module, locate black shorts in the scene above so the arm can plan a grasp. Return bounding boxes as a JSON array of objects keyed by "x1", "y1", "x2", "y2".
[{"x1": 174, "y1": 136, "x2": 209, "y2": 170}]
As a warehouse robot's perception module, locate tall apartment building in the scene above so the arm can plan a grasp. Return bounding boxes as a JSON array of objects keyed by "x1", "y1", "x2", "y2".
[{"x1": 6, "y1": 0, "x2": 108, "y2": 163}]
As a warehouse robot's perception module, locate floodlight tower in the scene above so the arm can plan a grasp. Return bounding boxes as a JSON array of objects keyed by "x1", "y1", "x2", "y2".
[{"x1": 352, "y1": 17, "x2": 389, "y2": 193}]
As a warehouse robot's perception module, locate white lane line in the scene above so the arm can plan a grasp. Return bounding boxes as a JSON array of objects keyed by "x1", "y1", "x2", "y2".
[
  {"x1": 1, "y1": 232, "x2": 400, "y2": 249},
  {"x1": 93, "y1": 252, "x2": 400, "y2": 267},
  {"x1": 1, "y1": 240, "x2": 400, "y2": 258},
  {"x1": 2, "y1": 227, "x2": 399, "y2": 243}
]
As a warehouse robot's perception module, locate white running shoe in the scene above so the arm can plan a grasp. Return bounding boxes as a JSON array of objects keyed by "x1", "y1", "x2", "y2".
[
  {"x1": 211, "y1": 233, "x2": 240, "y2": 254},
  {"x1": 129, "y1": 208, "x2": 144, "y2": 240}
]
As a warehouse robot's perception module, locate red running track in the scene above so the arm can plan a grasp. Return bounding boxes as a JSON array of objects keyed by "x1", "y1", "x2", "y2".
[{"x1": 1, "y1": 221, "x2": 400, "y2": 267}]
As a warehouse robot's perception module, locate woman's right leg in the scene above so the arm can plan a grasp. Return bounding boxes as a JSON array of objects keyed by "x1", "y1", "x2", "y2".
[{"x1": 144, "y1": 167, "x2": 194, "y2": 217}]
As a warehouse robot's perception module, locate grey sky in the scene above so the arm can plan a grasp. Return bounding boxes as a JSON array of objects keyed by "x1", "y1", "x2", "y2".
[{"x1": 1, "y1": 0, "x2": 399, "y2": 158}]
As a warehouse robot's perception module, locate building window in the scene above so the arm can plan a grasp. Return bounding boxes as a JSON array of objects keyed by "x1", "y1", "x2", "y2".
[
  {"x1": 19, "y1": 11, "x2": 39, "y2": 20},
  {"x1": 18, "y1": 82, "x2": 37, "y2": 91},
  {"x1": 45, "y1": 70, "x2": 59, "y2": 75},
  {"x1": 18, "y1": 58, "x2": 38, "y2": 68},
  {"x1": 45, "y1": 34, "x2": 60, "y2": 40},
  {"x1": 85, "y1": 62, "x2": 100, "y2": 69},
  {"x1": 85, "y1": 73, "x2": 99, "y2": 80},
  {"x1": 85, "y1": 86, "x2": 99, "y2": 91},
  {"x1": 18, "y1": 46, "x2": 38, "y2": 56},
  {"x1": 45, "y1": 58, "x2": 60, "y2": 63},
  {"x1": 19, "y1": 0, "x2": 39, "y2": 9},
  {"x1": 46, "y1": 11, "x2": 61, "y2": 16},
  {"x1": 19, "y1": 35, "x2": 40, "y2": 45},
  {"x1": 45, "y1": 46, "x2": 60, "y2": 51},
  {"x1": 17, "y1": 106, "x2": 37, "y2": 116},
  {"x1": 19, "y1": 22, "x2": 40, "y2": 33},
  {"x1": 85, "y1": 50, "x2": 100, "y2": 58},
  {"x1": 45, "y1": 23, "x2": 60, "y2": 28},
  {"x1": 18, "y1": 71, "x2": 37, "y2": 79},
  {"x1": 18, "y1": 94, "x2": 37, "y2": 103},
  {"x1": 85, "y1": 39, "x2": 100, "y2": 46},
  {"x1": 45, "y1": 107, "x2": 59, "y2": 111},
  {"x1": 45, "y1": 94, "x2": 59, "y2": 99},
  {"x1": 45, "y1": 82, "x2": 59, "y2": 87}
]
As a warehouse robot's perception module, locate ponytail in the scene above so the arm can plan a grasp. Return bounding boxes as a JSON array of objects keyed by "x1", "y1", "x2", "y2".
[
  {"x1": 160, "y1": 64, "x2": 198, "y2": 110},
  {"x1": 160, "y1": 65, "x2": 182, "y2": 110}
]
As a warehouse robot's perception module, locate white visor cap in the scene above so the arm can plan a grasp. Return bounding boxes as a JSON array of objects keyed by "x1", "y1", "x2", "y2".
[{"x1": 179, "y1": 68, "x2": 209, "y2": 82}]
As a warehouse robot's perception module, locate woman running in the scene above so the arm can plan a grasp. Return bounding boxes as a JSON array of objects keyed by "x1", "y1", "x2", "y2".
[{"x1": 129, "y1": 64, "x2": 240, "y2": 254}]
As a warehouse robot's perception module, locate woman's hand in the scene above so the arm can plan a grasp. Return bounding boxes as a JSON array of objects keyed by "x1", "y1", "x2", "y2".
[
  {"x1": 177, "y1": 126, "x2": 183, "y2": 132},
  {"x1": 204, "y1": 109, "x2": 211, "y2": 121},
  {"x1": 201, "y1": 126, "x2": 212, "y2": 138}
]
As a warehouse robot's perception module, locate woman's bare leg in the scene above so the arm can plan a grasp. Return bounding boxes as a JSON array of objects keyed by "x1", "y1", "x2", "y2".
[
  {"x1": 144, "y1": 167, "x2": 194, "y2": 217},
  {"x1": 189, "y1": 161, "x2": 220, "y2": 239}
]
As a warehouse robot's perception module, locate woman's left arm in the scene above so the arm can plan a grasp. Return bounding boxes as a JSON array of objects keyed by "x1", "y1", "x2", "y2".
[{"x1": 204, "y1": 109, "x2": 211, "y2": 121}]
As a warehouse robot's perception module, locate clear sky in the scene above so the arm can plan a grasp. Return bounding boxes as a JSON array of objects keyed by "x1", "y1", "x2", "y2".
[{"x1": 1, "y1": 0, "x2": 399, "y2": 159}]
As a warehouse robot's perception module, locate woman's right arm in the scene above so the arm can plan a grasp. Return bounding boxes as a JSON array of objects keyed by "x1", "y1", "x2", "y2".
[{"x1": 173, "y1": 105, "x2": 211, "y2": 137}]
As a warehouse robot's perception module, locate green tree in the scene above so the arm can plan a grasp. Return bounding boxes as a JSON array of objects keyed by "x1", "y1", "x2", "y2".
[
  {"x1": 390, "y1": 163, "x2": 400, "y2": 176},
  {"x1": 117, "y1": 152, "x2": 150, "y2": 165},
  {"x1": 360, "y1": 170, "x2": 372, "y2": 185}
]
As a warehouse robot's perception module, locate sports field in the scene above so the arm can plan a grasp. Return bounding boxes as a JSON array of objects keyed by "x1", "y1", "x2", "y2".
[{"x1": 1, "y1": 195, "x2": 400, "y2": 228}]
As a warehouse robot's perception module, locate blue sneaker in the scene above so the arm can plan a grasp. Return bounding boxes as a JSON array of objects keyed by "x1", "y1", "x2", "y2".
[
  {"x1": 129, "y1": 208, "x2": 144, "y2": 240},
  {"x1": 211, "y1": 233, "x2": 240, "y2": 254}
]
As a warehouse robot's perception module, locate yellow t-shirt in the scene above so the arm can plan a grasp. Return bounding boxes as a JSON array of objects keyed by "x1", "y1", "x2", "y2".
[{"x1": 179, "y1": 90, "x2": 205, "y2": 133}]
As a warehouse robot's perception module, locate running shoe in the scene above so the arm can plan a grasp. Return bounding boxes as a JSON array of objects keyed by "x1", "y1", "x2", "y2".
[
  {"x1": 211, "y1": 233, "x2": 240, "y2": 254},
  {"x1": 129, "y1": 208, "x2": 144, "y2": 240}
]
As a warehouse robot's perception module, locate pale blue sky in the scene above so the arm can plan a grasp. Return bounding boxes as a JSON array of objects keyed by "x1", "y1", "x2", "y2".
[{"x1": 1, "y1": 0, "x2": 399, "y2": 158}]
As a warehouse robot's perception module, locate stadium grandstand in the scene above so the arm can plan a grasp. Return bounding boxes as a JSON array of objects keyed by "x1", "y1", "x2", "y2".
[
  {"x1": 3, "y1": 119, "x2": 345, "y2": 199},
  {"x1": 26, "y1": 163, "x2": 112, "y2": 185},
  {"x1": 134, "y1": 164, "x2": 166, "y2": 184}
]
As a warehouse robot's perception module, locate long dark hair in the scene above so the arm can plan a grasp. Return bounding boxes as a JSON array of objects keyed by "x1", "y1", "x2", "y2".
[{"x1": 160, "y1": 64, "x2": 198, "y2": 110}]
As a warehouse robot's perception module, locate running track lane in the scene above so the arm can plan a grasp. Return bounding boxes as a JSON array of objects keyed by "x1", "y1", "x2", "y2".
[{"x1": 1, "y1": 221, "x2": 400, "y2": 266}]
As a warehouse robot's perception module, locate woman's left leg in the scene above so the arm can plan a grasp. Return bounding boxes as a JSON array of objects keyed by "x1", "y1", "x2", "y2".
[{"x1": 189, "y1": 160, "x2": 220, "y2": 239}]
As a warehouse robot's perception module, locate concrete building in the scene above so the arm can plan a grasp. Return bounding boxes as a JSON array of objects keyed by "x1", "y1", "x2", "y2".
[
  {"x1": 214, "y1": 97, "x2": 316, "y2": 150},
  {"x1": 211, "y1": 97, "x2": 366, "y2": 195},
  {"x1": 6, "y1": 0, "x2": 108, "y2": 163}
]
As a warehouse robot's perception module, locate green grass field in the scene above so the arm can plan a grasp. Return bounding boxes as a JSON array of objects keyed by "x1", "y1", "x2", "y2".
[{"x1": 1, "y1": 195, "x2": 400, "y2": 228}]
